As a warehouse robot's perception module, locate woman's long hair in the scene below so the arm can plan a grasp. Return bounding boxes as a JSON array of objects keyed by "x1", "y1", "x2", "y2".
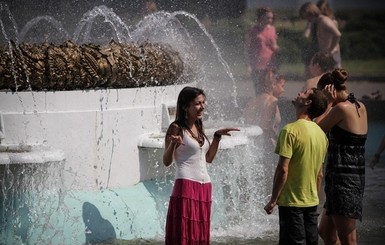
[
  {"x1": 174, "y1": 86, "x2": 208, "y2": 142},
  {"x1": 255, "y1": 68, "x2": 282, "y2": 94},
  {"x1": 256, "y1": 7, "x2": 273, "y2": 22}
]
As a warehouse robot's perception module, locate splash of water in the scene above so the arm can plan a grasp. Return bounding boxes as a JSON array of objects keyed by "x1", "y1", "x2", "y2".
[
  {"x1": 0, "y1": 161, "x2": 66, "y2": 244},
  {"x1": 147, "y1": 124, "x2": 278, "y2": 240},
  {"x1": 73, "y1": 5, "x2": 131, "y2": 44},
  {"x1": 0, "y1": 2, "x2": 18, "y2": 41},
  {"x1": 2, "y1": 5, "x2": 238, "y2": 113},
  {"x1": 0, "y1": 2, "x2": 22, "y2": 92},
  {"x1": 19, "y1": 16, "x2": 70, "y2": 43},
  {"x1": 172, "y1": 11, "x2": 238, "y2": 108},
  {"x1": 210, "y1": 139, "x2": 278, "y2": 239},
  {"x1": 132, "y1": 11, "x2": 239, "y2": 119}
]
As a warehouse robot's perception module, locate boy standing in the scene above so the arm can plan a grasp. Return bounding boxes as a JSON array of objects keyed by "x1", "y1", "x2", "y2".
[{"x1": 264, "y1": 88, "x2": 329, "y2": 245}]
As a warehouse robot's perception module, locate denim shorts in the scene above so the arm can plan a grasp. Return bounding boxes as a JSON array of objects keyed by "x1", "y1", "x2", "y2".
[{"x1": 278, "y1": 205, "x2": 319, "y2": 245}]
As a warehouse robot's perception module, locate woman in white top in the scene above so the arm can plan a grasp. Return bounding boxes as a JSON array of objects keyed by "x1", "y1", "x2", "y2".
[{"x1": 163, "y1": 86, "x2": 239, "y2": 245}]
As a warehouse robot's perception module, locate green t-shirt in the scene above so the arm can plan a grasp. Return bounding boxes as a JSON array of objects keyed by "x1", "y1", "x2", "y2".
[{"x1": 275, "y1": 119, "x2": 328, "y2": 207}]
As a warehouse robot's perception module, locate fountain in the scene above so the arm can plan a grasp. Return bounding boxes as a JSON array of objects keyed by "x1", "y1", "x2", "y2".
[{"x1": 0, "y1": 2, "x2": 276, "y2": 244}]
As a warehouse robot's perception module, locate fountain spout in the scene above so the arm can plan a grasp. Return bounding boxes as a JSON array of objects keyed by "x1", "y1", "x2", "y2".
[{"x1": 161, "y1": 102, "x2": 176, "y2": 132}]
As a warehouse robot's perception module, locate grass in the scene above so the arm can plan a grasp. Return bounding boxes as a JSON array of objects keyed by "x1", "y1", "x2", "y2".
[
  {"x1": 342, "y1": 59, "x2": 385, "y2": 77},
  {"x1": 217, "y1": 9, "x2": 385, "y2": 81},
  {"x1": 280, "y1": 59, "x2": 385, "y2": 80},
  {"x1": 229, "y1": 59, "x2": 385, "y2": 81}
]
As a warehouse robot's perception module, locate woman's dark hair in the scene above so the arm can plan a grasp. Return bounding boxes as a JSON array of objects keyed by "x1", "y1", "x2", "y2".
[
  {"x1": 307, "y1": 88, "x2": 328, "y2": 119},
  {"x1": 174, "y1": 86, "x2": 207, "y2": 140},
  {"x1": 317, "y1": 68, "x2": 348, "y2": 91},
  {"x1": 299, "y1": 2, "x2": 321, "y2": 19},
  {"x1": 256, "y1": 7, "x2": 273, "y2": 21},
  {"x1": 317, "y1": 0, "x2": 334, "y2": 19},
  {"x1": 254, "y1": 68, "x2": 281, "y2": 94},
  {"x1": 311, "y1": 52, "x2": 336, "y2": 73}
]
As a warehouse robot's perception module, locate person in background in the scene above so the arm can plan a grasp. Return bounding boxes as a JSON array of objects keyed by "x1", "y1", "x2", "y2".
[
  {"x1": 143, "y1": 0, "x2": 158, "y2": 15},
  {"x1": 243, "y1": 69, "x2": 285, "y2": 194},
  {"x1": 300, "y1": 2, "x2": 341, "y2": 78},
  {"x1": 303, "y1": 0, "x2": 337, "y2": 40},
  {"x1": 163, "y1": 86, "x2": 239, "y2": 245},
  {"x1": 370, "y1": 135, "x2": 385, "y2": 169},
  {"x1": 316, "y1": 69, "x2": 368, "y2": 245},
  {"x1": 303, "y1": 51, "x2": 336, "y2": 91},
  {"x1": 317, "y1": 0, "x2": 335, "y2": 20},
  {"x1": 244, "y1": 7, "x2": 280, "y2": 81},
  {"x1": 264, "y1": 88, "x2": 329, "y2": 245},
  {"x1": 243, "y1": 69, "x2": 285, "y2": 151}
]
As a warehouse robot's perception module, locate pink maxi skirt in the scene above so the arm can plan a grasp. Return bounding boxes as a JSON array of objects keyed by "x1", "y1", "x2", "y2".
[{"x1": 165, "y1": 178, "x2": 212, "y2": 245}]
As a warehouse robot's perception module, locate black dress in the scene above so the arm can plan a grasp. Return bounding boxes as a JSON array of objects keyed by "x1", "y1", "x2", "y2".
[{"x1": 324, "y1": 125, "x2": 367, "y2": 221}]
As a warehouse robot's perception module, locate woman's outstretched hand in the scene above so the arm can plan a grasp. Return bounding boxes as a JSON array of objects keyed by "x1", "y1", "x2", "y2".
[
  {"x1": 206, "y1": 127, "x2": 240, "y2": 163},
  {"x1": 215, "y1": 128, "x2": 240, "y2": 136}
]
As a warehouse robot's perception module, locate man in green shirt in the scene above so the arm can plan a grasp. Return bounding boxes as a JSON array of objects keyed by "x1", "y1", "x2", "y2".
[{"x1": 264, "y1": 88, "x2": 328, "y2": 245}]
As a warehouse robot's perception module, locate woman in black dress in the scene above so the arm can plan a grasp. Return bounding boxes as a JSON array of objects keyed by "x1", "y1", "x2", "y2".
[{"x1": 316, "y1": 69, "x2": 368, "y2": 245}]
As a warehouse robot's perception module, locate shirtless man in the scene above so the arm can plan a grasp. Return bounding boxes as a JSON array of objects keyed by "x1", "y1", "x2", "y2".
[
  {"x1": 302, "y1": 51, "x2": 336, "y2": 91},
  {"x1": 300, "y1": 2, "x2": 342, "y2": 69}
]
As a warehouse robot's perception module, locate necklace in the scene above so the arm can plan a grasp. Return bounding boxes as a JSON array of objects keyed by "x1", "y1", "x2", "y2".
[{"x1": 186, "y1": 127, "x2": 204, "y2": 146}]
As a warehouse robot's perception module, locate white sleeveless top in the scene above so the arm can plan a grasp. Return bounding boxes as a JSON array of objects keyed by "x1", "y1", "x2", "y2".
[{"x1": 174, "y1": 130, "x2": 211, "y2": 183}]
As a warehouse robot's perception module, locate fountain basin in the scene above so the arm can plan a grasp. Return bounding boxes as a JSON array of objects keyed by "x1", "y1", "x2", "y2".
[
  {"x1": 138, "y1": 124, "x2": 262, "y2": 149},
  {"x1": 0, "y1": 81, "x2": 268, "y2": 244},
  {"x1": 137, "y1": 123, "x2": 263, "y2": 180},
  {"x1": 0, "y1": 144, "x2": 65, "y2": 165},
  {"x1": 0, "y1": 85, "x2": 187, "y2": 244},
  {"x1": 0, "y1": 85, "x2": 187, "y2": 190}
]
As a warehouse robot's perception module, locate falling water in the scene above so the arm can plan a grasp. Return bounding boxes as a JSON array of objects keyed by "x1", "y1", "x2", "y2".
[
  {"x1": 18, "y1": 16, "x2": 70, "y2": 43},
  {"x1": 0, "y1": 159, "x2": 66, "y2": 244},
  {"x1": 0, "y1": 2, "x2": 24, "y2": 93},
  {"x1": 0, "y1": 2, "x2": 18, "y2": 41},
  {"x1": 172, "y1": 11, "x2": 238, "y2": 108},
  {"x1": 73, "y1": 5, "x2": 131, "y2": 44},
  {"x1": 133, "y1": 11, "x2": 239, "y2": 115}
]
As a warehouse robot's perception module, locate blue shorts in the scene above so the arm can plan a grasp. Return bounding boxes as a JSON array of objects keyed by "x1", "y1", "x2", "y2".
[{"x1": 278, "y1": 205, "x2": 319, "y2": 245}]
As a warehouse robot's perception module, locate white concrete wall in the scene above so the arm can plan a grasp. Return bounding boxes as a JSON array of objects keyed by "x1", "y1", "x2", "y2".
[{"x1": 0, "y1": 85, "x2": 187, "y2": 190}]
